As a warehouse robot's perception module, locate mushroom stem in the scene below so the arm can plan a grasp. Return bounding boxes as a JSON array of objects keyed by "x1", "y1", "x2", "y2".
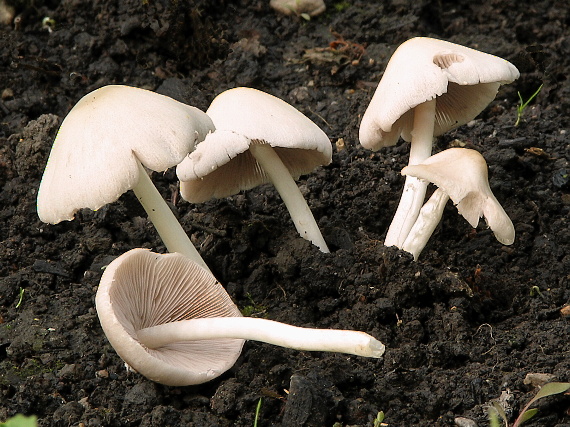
[
  {"x1": 137, "y1": 317, "x2": 385, "y2": 358},
  {"x1": 384, "y1": 98, "x2": 436, "y2": 248},
  {"x1": 249, "y1": 142, "x2": 330, "y2": 253},
  {"x1": 132, "y1": 162, "x2": 211, "y2": 272},
  {"x1": 401, "y1": 188, "x2": 449, "y2": 260}
]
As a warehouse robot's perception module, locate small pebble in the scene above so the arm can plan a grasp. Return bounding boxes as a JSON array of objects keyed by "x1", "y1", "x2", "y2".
[
  {"x1": 523, "y1": 372, "x2": 556, "y2": 388},
  {"x1": 552, "y1": 169, "x2": 569, "y2": 189},
  {"x1": 96, "y1": 369, "x2": 109, "y2": 378},
  {"x1": 454, "y1": 416, "x2": 478, "y2": 427},
  {"x1": 2, "y1": 88, "x2": 14, "y2": 99}
]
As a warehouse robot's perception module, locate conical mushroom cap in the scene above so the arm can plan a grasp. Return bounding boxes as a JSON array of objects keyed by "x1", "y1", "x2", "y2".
[
  {"x1": 359, "y1": 37, "x2": 520, "y2": 150},
  {"x1": 95, "y1": 248, "x2": 244, "y2": 386},
  {"x1": 176, "y1": 87, "x2": 331, "y2": 202},
  {"x1": 37, "y1": 85, "x2": 214, "y2": 223},
  {"x1": 402, "y1": 148, "x2": 515, "y2": 245}
]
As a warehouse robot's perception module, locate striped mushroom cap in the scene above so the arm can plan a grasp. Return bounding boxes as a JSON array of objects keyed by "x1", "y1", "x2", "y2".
[{"x1": 95, "y1": 248, "x2": 244, "y2": 386}]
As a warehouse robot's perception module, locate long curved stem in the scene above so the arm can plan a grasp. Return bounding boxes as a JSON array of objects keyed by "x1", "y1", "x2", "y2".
[
  {"x1": 384, "y1": 99, "x2": 436, "y2": 248},
  {"x1": 137, "y1": 317, "x2": 385, "y2": 358},
  {"x1": 132, "y1": 162, "x2": 211, "y2": 273},
  {"x1": 249, "y1": 142, "x2": 329, "y2": 253}
]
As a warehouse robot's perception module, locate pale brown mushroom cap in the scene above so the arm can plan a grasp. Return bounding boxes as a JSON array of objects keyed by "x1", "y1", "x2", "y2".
[
  {"x1": 176, "y1": 87, "x2": 332, "y2": 203},
  {"x1": 37, "y1": 85, "x2": 214, "y2": 224},
  {"x1": 402, "y1": 148, "x2": 515, "y2": 245},
  {"x1": 270, "y1": 0, "x2": 326, "y2": 17},
  {"x1": 359, "y1": 37, "x2": 520, "y2": 150},
  {"x1": 95, "y1": 248, "x2": 244, "y2": 386}
]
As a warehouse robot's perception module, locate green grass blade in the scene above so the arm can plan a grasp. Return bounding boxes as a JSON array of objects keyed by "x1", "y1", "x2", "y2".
[
  {"x1": 253, "y1": 398, "x2": 262, "y2": 427},
  {"x1": 527, "y1": 382, "x2": 570, "y2": 405},
  {"x1": 518, "y1": 408, "x2": 538, "y2": 424}
]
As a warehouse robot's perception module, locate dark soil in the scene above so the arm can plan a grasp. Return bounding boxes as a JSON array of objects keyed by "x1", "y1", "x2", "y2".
[{"x1": 1, "y1": 0, "x2": 569, "y2": 426}]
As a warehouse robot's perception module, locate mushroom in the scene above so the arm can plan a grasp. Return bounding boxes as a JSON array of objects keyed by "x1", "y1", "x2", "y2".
[
  {"x1": 96, "y1": 248, "x2": 385, "y2": 386},
  {"x1": 37, "y1": 85, "x2": 214, "y2": 271},
  {"x1": 269, "y1": 0, "x2": 326, "y2": 18},
  {"x1": 176, "y1": 87, "x2": 332, "y2": 253},
  {"x1": 400, "y1": 148, "x2": 515, "y2": 260},
  {"x1": 359, "y1": 37, "x2": 519, "y2": 248}
]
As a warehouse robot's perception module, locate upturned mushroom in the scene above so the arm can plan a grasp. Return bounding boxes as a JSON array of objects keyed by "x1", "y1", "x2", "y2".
[
  {"x1": 359, "y1": 37, "x2": 519, "y2": 248},
  {"x1": 96, "y1": 248, "x2": 385, "y2": 386},
  {"x1": 400, "y1": 148, "x2": 515, "y2": 260},
  {"x1": 37, "y1": 85, "x2": 214, "y2": 271},
  {"x1": 176, "y1": 87, "x2": 332, "y2": 253}
]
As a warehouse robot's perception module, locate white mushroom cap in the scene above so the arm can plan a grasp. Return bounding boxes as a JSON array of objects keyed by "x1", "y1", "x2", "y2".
[
  {"x1": 37, "y1": 85, "x2": 214, "y2": 224},
  {"x1": 270, "y1": 0, "x2": 326, "y2": 17},
  {"x1": 95, "y1": 248, "x2": 244, "y2": 386},
  {"x1": 359, "y1": 37, "x2": 520, "y2": 150},
  {"x1": 176, "y1": 87, "x2": 332, "y2": 202},
  {"x1": 402, "y1": 148, "x2": 515, "y2": 245}
]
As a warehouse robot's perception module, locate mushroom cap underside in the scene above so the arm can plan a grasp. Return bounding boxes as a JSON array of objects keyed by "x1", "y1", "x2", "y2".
[
  {"x1": 177, "y1": 130, "x2": 330, "y2": 202},
  {"x1": 37, "y1": 85, "x2": 214, "y2": 224},
  {"x1": 359, "y1": 37, "x2": 520, "y2": 150},
  {"x1": 95, "y1": 248, "x2": 244, "y2": 386}
]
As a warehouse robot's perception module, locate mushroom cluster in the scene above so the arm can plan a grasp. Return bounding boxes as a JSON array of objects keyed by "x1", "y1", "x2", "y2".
[
  {"x1": 359, "y1": 37, "x2": 519, "y2": 251},
  {"x1": 38, "y1": 83, "x2": 381, "y2": 385},
  {"x1": 37, "y1": 36, "x2": 521, "y2": 386}
]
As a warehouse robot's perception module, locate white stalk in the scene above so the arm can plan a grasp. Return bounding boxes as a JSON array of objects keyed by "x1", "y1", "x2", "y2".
[
  {"x1": 401, "y1": 188, "x2": 449, "y2": 260},
  {"x1": 137, "y1": 317, "x2": 385, "y2": 358},
  {"x1": 132, "y1": 162, "x2": 211, "y2": 273},
  {"x1": 249, "y1": 142, "x2": 329, "y2": 253},
  {"x1": 384, "y1": 98, "x2": 436, "y2": 248}
]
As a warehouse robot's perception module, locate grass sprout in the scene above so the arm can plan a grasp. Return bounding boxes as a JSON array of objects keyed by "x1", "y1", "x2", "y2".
[
  {"x1": 373, "y1": 411, "x2": 386, "y2": 426},
  {"x1": 253, "y1": 398, "x2": 262, "y2": 427},
  {"x1": 515, "y1": 83, "x2": 543, "y2": 126},
  {"x1": 15, "y1": 288, "x2": 25, "y2": 309}
]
